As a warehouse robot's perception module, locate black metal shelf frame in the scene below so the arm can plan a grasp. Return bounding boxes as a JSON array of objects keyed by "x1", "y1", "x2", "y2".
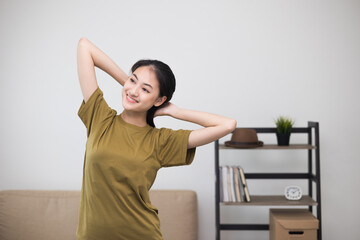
[{"x1": 214, "y1": 121, "x2": 321, "y2": 240}]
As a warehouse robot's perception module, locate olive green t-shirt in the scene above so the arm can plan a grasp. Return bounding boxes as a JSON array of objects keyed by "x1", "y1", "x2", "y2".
[{"x1": 76, "y1": 87, "x2": 196, "y2": 240}]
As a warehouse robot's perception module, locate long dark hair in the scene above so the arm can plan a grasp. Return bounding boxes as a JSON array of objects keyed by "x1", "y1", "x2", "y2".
[{"x1": 130, "y1": 59, "x2": 176, "y2": 127}]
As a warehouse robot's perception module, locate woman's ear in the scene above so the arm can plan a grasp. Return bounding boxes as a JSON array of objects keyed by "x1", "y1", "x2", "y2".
[{"x1": 154, "y1": 96, "x2": 167, "y2": 107}]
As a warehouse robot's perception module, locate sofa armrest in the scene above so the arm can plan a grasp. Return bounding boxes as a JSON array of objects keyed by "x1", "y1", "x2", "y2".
[{"x1": 150, "y1": 190, "x2": 198, "y2": 240}]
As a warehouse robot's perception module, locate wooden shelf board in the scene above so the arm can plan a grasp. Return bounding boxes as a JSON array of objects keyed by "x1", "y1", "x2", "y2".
[
  {"x1": 220, "y1": 195, "x2": 318, "y2": 206},
  {"x1": 219, "y1": 144, "x2": 316, "y2": 150}
]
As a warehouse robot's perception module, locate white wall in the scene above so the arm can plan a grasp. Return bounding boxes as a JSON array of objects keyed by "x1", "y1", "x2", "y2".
[{"x1": 1, "y1": 0, "x2": 359, "y2": 239}]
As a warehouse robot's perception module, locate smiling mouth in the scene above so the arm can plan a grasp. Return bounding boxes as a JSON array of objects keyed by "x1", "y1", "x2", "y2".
[{"x1": 126, "y1": 94, "x2": 138, "y2": 103}]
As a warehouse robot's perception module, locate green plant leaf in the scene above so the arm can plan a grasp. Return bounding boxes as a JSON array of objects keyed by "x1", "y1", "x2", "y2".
[{"x1": 275, "y1": 116, "x2": 294, "y2": 133}]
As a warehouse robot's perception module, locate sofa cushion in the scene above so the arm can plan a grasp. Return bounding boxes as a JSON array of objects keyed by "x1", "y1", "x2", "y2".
[
  {"x1": 0, "y1": 190, "x2": 81, "y2": 240},
  {"x1": 0, "y1": 190, "x2": 197, "y2": 240}
]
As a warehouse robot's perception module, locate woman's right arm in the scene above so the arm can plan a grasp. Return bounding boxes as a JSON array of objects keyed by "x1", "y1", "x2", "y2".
[{"x1": 77, "y1": 37, "x2": 129, "y2": 102}]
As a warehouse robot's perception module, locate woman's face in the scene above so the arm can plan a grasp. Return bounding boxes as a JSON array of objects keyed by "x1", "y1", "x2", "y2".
[{"x1": 122, "y1": 66, "x2": 166, "y2": 113}]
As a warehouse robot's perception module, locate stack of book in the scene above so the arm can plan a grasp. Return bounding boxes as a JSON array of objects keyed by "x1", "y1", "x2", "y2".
[{"x1": 219, "y1": 166, "x2": 251, "y2": 203}]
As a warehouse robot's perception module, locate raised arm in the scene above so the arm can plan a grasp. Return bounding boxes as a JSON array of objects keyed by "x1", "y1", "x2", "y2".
[
  {"x1": 77, "y1": 38, "x2": 129, "y2": 102},
  {"x1": 155, "y1": 103, "x2": 237, "y2": 149}
]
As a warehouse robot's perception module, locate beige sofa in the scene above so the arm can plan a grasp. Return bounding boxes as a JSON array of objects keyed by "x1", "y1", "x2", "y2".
[{"x1": 0, "y1": 190, "x2": 198, "y2": 240}]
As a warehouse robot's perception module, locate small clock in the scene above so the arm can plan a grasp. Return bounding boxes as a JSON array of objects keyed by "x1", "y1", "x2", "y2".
[{"x1": 285, "y1": 186, "x2": 302, "y2": 200}]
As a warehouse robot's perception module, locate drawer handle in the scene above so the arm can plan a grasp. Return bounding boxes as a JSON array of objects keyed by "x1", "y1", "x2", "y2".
[{"x1": 289, "y1": 231, "x2": 304, "y2": 235}]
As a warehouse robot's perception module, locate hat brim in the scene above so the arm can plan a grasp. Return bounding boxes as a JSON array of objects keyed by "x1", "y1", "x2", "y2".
[{"x1": 224, "y1": 141, "x2": 264, "y2": 149}]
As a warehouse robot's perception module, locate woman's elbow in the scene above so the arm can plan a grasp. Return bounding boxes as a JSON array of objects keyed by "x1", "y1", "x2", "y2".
[
  {"x1": 78, "y1": 37, "x2": 90, "y2": 49},
  {"x1": 225, "y1": 118, "x2": 237, "y2": 134}
]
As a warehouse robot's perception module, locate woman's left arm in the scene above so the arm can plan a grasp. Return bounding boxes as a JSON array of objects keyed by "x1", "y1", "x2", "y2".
[{"x1": 155, "y1": 103, "x2": 237, "y2": 149}]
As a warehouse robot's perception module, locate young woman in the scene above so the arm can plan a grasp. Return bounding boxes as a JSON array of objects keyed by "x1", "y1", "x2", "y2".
[{"x1": 76, "y1": 37, "x2": 237, "y2": 240}]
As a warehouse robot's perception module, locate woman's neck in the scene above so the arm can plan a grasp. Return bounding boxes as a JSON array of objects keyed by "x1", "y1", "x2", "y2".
[{"x1": 120, "y1": 110, "x2": 148, "y2": 127}]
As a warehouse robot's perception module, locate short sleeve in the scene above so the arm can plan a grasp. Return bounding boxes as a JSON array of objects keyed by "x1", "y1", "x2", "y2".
[
  {"x1": 78, "y1": 87, "x2": 117, "y2": 137},
  {"x1": 157, "y1": 128, "x2": 196, "y2": 167}
]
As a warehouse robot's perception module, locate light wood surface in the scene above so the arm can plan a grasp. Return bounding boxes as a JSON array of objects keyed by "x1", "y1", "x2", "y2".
[{"x1": 220, "y1": 195, "x2": 318, "y2": 206}]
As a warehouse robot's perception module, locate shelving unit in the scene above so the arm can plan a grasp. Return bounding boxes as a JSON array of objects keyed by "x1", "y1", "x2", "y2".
[{"x1": 214, "y1": 121, "x2": 321, "y2": 239}]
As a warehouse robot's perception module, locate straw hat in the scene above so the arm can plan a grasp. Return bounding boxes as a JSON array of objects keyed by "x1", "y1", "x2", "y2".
[{"x1": 225, "y1": 128, "x2": 263, "y2": 148}]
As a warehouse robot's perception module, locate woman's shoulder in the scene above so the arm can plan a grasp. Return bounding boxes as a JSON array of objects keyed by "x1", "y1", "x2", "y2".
[{"x1": 151, "y1": 127, "x2": 174, "y2": 135}]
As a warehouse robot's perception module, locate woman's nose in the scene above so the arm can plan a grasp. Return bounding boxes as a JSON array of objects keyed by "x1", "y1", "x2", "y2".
[{"x1": 129, "y1": 85, "x2": 140, "y2": 96}]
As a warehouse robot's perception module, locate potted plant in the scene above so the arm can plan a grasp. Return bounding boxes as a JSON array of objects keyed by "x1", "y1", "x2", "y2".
[{"x1": 275, "y1": 116, "x2": 294, "y2": 146}]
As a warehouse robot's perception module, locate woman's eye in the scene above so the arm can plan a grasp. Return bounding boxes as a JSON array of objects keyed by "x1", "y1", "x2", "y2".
[
  {"x1": 143, "y1": 88, "x2": 150, "y2": 93},
  {"x1": 130, "y1": 78, "x2": 135, "y2": 83}
]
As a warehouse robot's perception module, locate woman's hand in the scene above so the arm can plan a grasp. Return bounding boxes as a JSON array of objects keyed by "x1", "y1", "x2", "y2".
[{"x1": 154, "y1": 102, "x2": 178, "y2": 117}]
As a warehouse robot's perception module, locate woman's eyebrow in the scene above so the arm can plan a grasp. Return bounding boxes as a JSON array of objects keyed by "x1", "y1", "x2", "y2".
[
  {"x1": 133, "y1": 73, "x2": 153, "y2": 89},
  {"x1": 143, "y1": 83, "x2": 153, "y2": 89}
]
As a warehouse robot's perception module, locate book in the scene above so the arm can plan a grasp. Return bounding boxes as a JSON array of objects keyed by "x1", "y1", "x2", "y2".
[
  {"x1": 229, "y1": 167, "x2": 236, "y2": 202},
  {"x1": 239, "y1": 167, "x2": 251, "y2": 202},
  {"x1": 219, "y1": 166, "x2": 223, "y2": 202},
  {"x1": 219, "y1": 165, "x2": 251, "y2": 203},
  {"x1": 222, "y1": 166, "x2": 229, "y2": 202},
  {"x1": 226, "y1": 166, "x2": 233, "y2": 202},
  {"x1": 233, "y1": 166, "x2": 242, "y2": 202},
  {"x1": 236, "y1": 167, "x2": 245, "y2": 202}
]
